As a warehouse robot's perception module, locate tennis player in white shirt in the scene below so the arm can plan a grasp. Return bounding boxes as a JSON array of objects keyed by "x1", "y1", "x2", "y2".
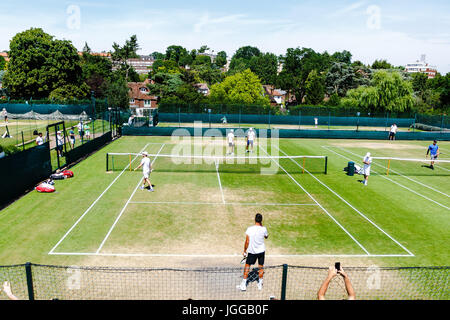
[
  {"x1": 227, "y1": 129, "x2": 235, "y2": 155},
  {"x1": 134, "y1": 151, "x2": 154, "y2": 192},
  {"x1": 239, "y1": 213, "x2": 269, "y2": 291},
  {"x1": 362, "y1": 152, "x2": 372, "y2": 186},
  {"x1": 246, "y1": 128, "x2": 256, "y2": 153}
]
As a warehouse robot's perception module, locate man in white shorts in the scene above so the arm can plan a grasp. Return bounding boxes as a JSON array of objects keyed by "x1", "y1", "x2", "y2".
[
  {"x1": 134, "y1": 151, "x2": 154, "y2": 192},
  {"x1": 239, "y1": 213, "x2": 269, "y2": 291},
  {"x1": 35, "y1": 132, "x2": 44, "y2": 146},
  {"x1": 227, "y1": 129, "x2": 235, "y2": 155},
  {"x1": 362, "y1": 152, "x2": 372, "y2": 186},
  {"x1": 246, "y1": 128, "x2": 256, "y2": 153}
]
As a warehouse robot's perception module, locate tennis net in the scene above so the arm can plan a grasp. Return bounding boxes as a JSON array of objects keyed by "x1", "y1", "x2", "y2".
[
  {"x1": 370, "y1": 157, "x2": 450, "y2": 176},
  {"x1": 105, "y1": 152, "x2": 328, "y2": 174}
]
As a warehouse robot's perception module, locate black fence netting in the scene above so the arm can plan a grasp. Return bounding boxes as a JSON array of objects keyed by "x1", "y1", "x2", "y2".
[{"x1": 0, "y1": 264, "x2": 447, "y2": 300}]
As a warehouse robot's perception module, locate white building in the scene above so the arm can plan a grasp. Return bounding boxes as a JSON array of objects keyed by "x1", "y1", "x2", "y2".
[{"x1": 405, "y1": 55, "x2": 437, "y2": 79}]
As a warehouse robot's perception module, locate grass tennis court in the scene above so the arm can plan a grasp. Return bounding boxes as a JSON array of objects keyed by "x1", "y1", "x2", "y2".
[{"x1": 0, "y1": 136, "x2": 448, "y2": 269}]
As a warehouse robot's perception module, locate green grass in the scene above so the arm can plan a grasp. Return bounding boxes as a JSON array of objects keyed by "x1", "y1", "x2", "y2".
[{"x1": 0, "y1": 136, "x2": 449, "y2": 270}]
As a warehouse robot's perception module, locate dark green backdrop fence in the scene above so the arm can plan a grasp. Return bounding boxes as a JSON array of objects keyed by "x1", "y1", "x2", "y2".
[
  {"x1": 0, "y1": 143, "x2": 51, "y2": 208},
  {"x1": 122, "y1": 126, "x2": 450, "y2": 141}
]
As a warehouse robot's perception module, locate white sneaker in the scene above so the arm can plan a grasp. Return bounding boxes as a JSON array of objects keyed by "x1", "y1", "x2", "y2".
[
  {"x1": 239, "y1": 279, "x2": 247, "y2": 291},
  {"x1": 257, "y1": 279, "x2": 263, "y2": 290},
  {"x1": 140, "y1": 186, "x2": 145, "y2": 190}
]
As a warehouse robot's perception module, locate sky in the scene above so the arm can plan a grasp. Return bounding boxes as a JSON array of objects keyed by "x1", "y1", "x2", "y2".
[{"x1": 0, "y1": 0, "x2": 449, "y2": 73}]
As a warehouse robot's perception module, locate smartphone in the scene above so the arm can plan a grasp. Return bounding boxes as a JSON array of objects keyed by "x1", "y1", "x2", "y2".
[{"x1": 335, "y1": 262, "x2": 341, "y2": 271}]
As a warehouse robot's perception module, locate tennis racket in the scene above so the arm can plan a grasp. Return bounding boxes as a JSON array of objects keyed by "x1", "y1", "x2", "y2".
[{"x1": 240, "y1": 253, "x2": 247, "y2": 264}]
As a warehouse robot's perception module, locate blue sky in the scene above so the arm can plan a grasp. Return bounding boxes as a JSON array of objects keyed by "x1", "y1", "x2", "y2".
[{"x1": 1, "y1": 0, "x2": 449, "y2": 73}]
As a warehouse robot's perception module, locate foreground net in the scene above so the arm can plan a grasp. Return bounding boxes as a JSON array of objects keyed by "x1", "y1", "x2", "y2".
[
  {"x1": 0, "y1": 264, "x2": 448, "y2": 300},
  {"x1": 105, "y1": 153, "x2": 328, "y2": 175},
  {"x1": 371, "y1": 157, "x2": 450, "y2": 177}
]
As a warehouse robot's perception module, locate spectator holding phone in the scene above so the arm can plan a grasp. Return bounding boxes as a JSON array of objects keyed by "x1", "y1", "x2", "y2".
[{"x1": 317, "y1": 264, "x2": 356, "y2": 300}]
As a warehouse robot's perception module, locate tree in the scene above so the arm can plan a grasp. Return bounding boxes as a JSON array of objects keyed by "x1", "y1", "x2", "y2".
[
  {"x1": 49, "y1": 83, "x2": 90, "y2": 101},
  {"x1": 248, "y1": 53, "x2": 278, "y2": 86},
  {"x1": 147, "y1": 72, "x2": 184, "y2": 100},
  {"x1": 342, "y1": 70, "x2": 414, "y2": 113},
  {"x1": 278, "y1": 47, "x2": 331, "y2": 104},
  {"x1": 3, "y1": 28, "x2": 84, "y2": 99},
  {"x1": 331, "y1": 50, "x2": 352, "y2": 64},
  {"x1": 209, "y1": 69, "x2": 270, "y2": 105},
  {"x1": 150, "y1": 59, "x2": 181, "y2": 77},
  {"x1": 371, "y1": 59, "x2": 394, "y2": 69},
  {"x1": 0, "y1": 55, "x2": 6, "y2": 70},
  {"x1": 198, "y1": 45, "x2": 210, "y2": 53},
  {"x1": 165, "y1": 45, "x2": 190, "y2": 66},
  {"x1": 411, "y1": 72, "x2": 428, "y2": 98},
  {"x1": 215, "y1": 51, "x2": 227, "y2": 68},
  {"x1": 111, "y1": 35, "x2": 140, "y2": 81},
  {"x1": 151, "y1": 51, "x2": 165, "y2": 60},
  {"x1": 304, "y1": 70, "x2": 325, "y2": 105},
  {"x1": 81, "y1": 45, "x2": 113, "y2": 98},
  {"x1": 325, "y1": 62, "x2": 370, "y2": 97},
  {"x1": 105, "y1": 75, "x2": 129, "y2": 109},
  {"x1": 229, "y1": 46, "x2": 261, "y2": 72}
]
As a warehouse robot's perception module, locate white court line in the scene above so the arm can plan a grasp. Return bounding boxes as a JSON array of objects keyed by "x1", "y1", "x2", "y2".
[
  {"x1": 96, "y1": 143, "x2": 166, "y2": 254},
  {"x1": 128, "y1": 201, "x2": 318, "y2": 206},
  {"x1": 215, "y1": 160, "x2": 226, "y2": 204},
  {"x1": 48, "y1": 252, "x2": 413, "y2": 258},
  {"x1": 436, "y1": 165, "x2": 450, "y2": 172},
  {"x1": 276, "y1": 145, "x2": 414, "y2": 257},
  {"x1": 259, "y1": 145, "x2": 371, "y2": 256},
  {"x1": 323, "y1": 146, "x2": 450, "y2": 211},
  {"x1": 337, "y1": 146, "x2": 450, "y2": 198},
  {"x1": 48, "y1": 142, "x2": 151, "y2": 255}
]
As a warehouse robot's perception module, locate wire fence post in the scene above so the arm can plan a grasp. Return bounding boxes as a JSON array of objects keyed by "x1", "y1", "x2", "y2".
[
  {"x1": 25, "y1": 262, "x2": 35, "y2": 300},
  {"x1": 281, "y1": 264, "x2": 288, "y2": 300},
  {"x1": 21, "y1": 131, "x2": 25, "y2": 151}
]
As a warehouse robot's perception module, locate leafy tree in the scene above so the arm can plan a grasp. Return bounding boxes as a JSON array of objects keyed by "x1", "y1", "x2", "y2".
[
  {"x1": 49, "y1": 83, "x2": 90, "y2": 101},
  {"x1": 165, "y1": 45, "x2": 191, "y2": 66},
  {"x1": 193, "y1": 55, "x2": 212, "y2": 66},
  {"x1": 304, "y1": 70, "x2": 325, "y2": 105},
  {"x1": 331, "y1": 50, "x2": 352, "y2": 64},
  {"x1": 249, "y1": 53, "x2": 278, "y2": 86},
  {"x1": 151, "y1": 51, "x2": 165, "y2": 60},
  {"x1": 342, "y1": 70, "x2": 414, "y2": 113},
  {"x1": 150, "y1": 59, "x2": 181, "y2": 77},
  {"x1": 411, "y1": 72, "x2": 428, "y2": 98},
  {"x1": 0, "y1": 55, "x2": 6, "y2": 70},
  {"x1": 371, "y1": 59, "x2": 394, "y2": 69},
  {"x1": 3, "y1": 28, "x2": 84, "y2": 99},
  {"x1": 191, "y1": 64, "x2": 223, "y2": 85},
  {"x1": 81, "y1": 45, "x2": 113, "y2": 98},
  {"x1": 325, "y1": 62, "x2": 370, "y2": 97},
  {"x1": 105, "y1": 75, "x2": 129, "y2": 109},
  {"x1": 148, "y1": 73, "x2": 184, "y2": 100},
  {"x1": 278, "y1": 47, "x2": 331, "y2": 104},
  {"x1": 326, "y1": 92, "x2": 341, "y2": 106},
  {"x1": 198, "y1": 45, "x2": 210, "y2": 53},
  {"x1": 111, "y1": 35, "x2": 140, "y2": 81},
  {"x1": 215, "y1": 51, "x2": 227, "y2": 68},
  {"x1": 209, "y1": 69, "x2": 270, "y2": 105},
  {"x1": 229, "y1": 46, "x2": 261, "y2": 72}
]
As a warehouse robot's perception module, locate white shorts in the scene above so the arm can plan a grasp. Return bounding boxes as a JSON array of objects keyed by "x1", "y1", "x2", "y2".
[
  {"x1": 143, "y1": 171, "x2": 150, "y2": 179},
  {"x1": 363, "y1": 167, "x2": 371, "y2": 176},
  {"x1": 430, "y1": 155, "x2": 438, "y2": 161}
]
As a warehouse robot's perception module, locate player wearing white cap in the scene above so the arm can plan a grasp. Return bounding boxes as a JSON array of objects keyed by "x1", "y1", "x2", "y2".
[
  {"x1": 246, "y1": 128, "x2": 256, "y2": 153},
  {"x1": 362, "y1": 152, "x2": 372, "y2": 186},
  {"x1": 134, "y1": 151, "x2": 154, "y2": 192}
]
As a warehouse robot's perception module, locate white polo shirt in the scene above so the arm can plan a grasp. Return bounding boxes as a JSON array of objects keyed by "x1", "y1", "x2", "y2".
[
  {"x1": 141, "y1": 157, "x2": 151, "y2": 173},
  {"x1": 227, "y1": 132, "x2": 234, "y2": 144},
  {"x1": 246, "y1": 225, "x2": 268, "y2": 254},
  {"x1": 248, "y1": 130, "x2": 256, "y2": 141},
  {"x1": 363, "y1": 155, "x2": 372, "y2": 176}
]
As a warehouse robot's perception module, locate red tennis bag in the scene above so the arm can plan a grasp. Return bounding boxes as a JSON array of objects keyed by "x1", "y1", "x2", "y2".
[
  {"x1": 36, "y1": 183, "x2": 55, "y2": 193},
  {"x1": 62, "y1": 170, "x2": 74, "y2": 178}
]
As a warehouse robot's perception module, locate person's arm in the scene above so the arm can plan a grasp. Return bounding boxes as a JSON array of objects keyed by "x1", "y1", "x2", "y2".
[
  {"x1": 3, "y1": 281, "x2": 19, "y2": 300},
  {"x1": 134, "y1": 161, "x2": 143, "y2": 171},
  {"x1": 243, "y1": 235, "x2": 249, "y2": 256},
  {"x1": 317, "y1": 267, "x2": 337, "y2": 300},
  {"x1": 426, "y1": 146, "x2": 430, "y2": 156},
  {"x1": 338, "y1": 268, "x2": 356, "y2": 300}
]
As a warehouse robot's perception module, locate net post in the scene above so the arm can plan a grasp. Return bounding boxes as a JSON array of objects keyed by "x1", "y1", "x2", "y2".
[
  {"x1": 387, "y1": 159, "x2": 391, "y2": 176},
  {"x1": 280, "y1": 264, "x2": 288, "y2": 300},
  {"x1": 325, "y1": 156, "x2": 328, "y2": 174},
  {"x1": 25, "y1": 262, "x2": 35, "y2": 300},
  {"x1": 106, "y1": 153, "x2": 109, "y2": 172}
]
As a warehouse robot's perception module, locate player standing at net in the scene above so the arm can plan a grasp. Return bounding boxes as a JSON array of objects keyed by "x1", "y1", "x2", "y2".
[
  {"x1": 426, "y1": 140, "x2": 439, "y2": 170},
  {"x1": 227, "y1": 129, "x2": 235, "y2": 155},
  {"x1": 362, "y1": 152, "x2": 372, "y2": 186},
  {"x1": 239, "y1": 213, "x2": 269, "y2": 291},
  {"x1": 134, "y1": 151, "x2": 154, "y2": 192},
  {"x1": 246, "y1": 128, "x2": 256, "y2": 153}
]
